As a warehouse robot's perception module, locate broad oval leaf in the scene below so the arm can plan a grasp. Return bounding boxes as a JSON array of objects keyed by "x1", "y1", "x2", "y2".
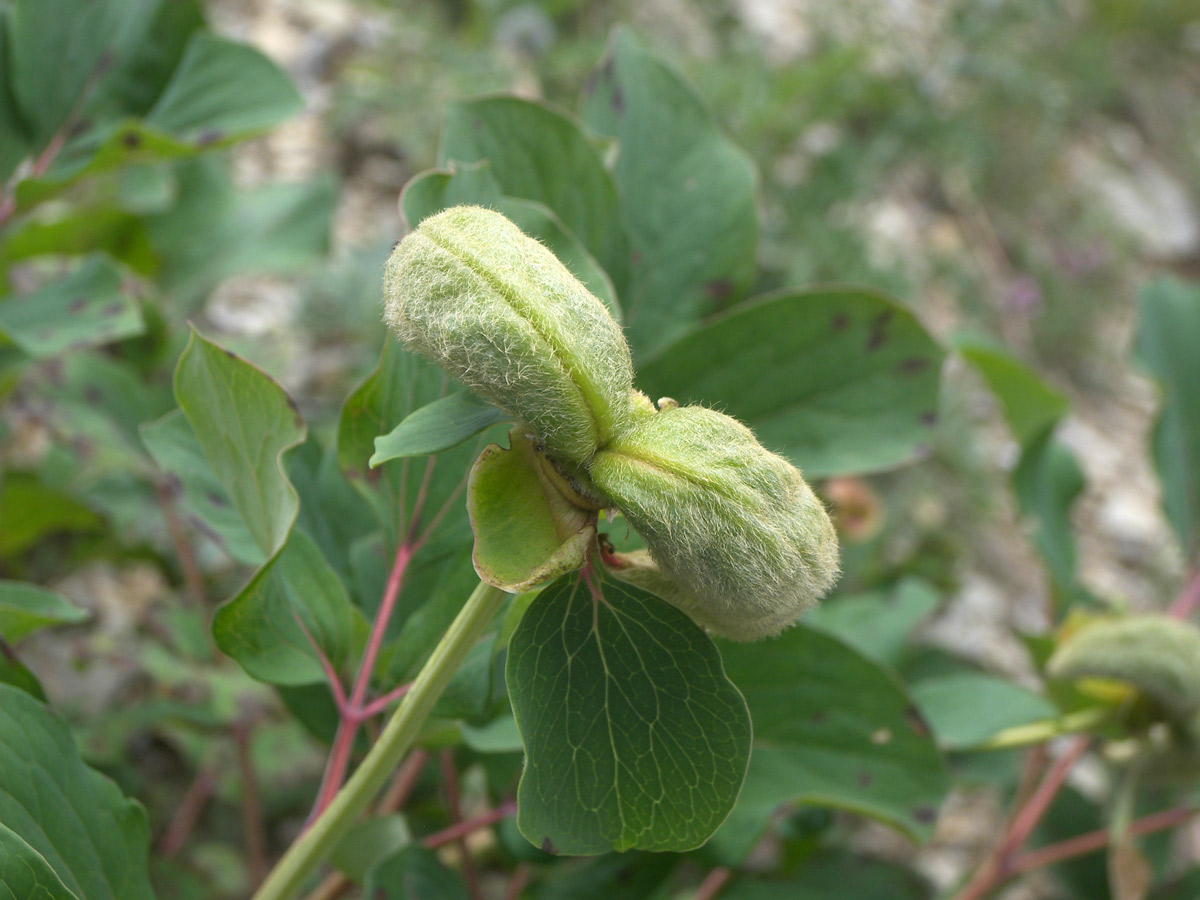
[
  {"x1": 173, "y1": 328, "x2": 306, "y2": 560},
  {"x1": 371, "y1": 391, "x2": 508, "y2": 466},
  {"x1": 439, "y1": 96, "x2": 630, "y2": 295},
  {"x1": 580, "y1": 27, "x2": 758, "y2": 361},
  {"x1": 711, "y1": 624, "x2": 949, "y2": 863},
  {"x1": 144, "y1": 32, "x2": 302, "y2": 141},
  {"x1": 0, "y1": 684, "x2": 155, "y2": 900},
  {"x1": 0, "y1": 254, "x2": 144, "y2": 358},
  {"x1": 909, "y1": 672, "x2": 1057, "y2": 751},
  {"x1": 954, "y1": 333, "x2": 1067, "y2": 446},
  {"x1": 0, "y1": 580, "x2": 88, "y2": 643},
  {"x1": 506, "y1": 571, "x2": 751, "y2": 854},
  {"x1": 638, "y1": 288, "x2": 943, "y2": 478},
  {"x1": 0, "y1": 822, "x2": 78, "y2": 900},
  {"x1": 1134, "y1": 277, "x2": 1200, "y2": 554}
]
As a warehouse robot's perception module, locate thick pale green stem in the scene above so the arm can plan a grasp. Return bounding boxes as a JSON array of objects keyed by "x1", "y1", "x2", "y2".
[{"x1": 252, "y1": 580, "x2": 508, "y2": 900}]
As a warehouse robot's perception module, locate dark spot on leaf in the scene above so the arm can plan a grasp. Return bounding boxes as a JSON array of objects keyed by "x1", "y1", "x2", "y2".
[
  {"x1": 897, "y1": 357, "x2": 930, "y2": 374},
  {"x1": 206, "y1": 491, "x2": 227, "y2": 508},
  {"x1": 42, "y1": 359, "x2": 64, "y2": 384},
  {"x1": 912, "y1": 806, "x2": 937, "y2": 825},
  {"x1": 583, "y1": 69, "x2": 598, "y2": 96},
  {"x1": 867, "y1": 311, "x2": 893, "y2": 350},
  {"x1": 920, "y1": 411, "x2": 937, "y2": 427},
  {"x1": 68, "y1": 118, "x2": 92, "y2": 139},
  {"x1": 100, "y1": 302, "x2": 124, "y2": 317},
  {"x1": 541, "y1": 837, "x2": 557, "y2": 855},
  {"x1": 344, "y1": 467, "x2": 362, "y2": 481},
  {"x1": 612, "y1": 85, "x2": 624, "y2": 114},
  {"x1": 83, "y1": 387, "x2": 102, "y2": 404},
  {"x1": 365, "y1": 466, "x2": 383, "y2": 485},
  {"x1": 195, "y1": 129, "x2": 224, "y2": 147},
  {"x1": 906, "y1": 706, "x2": 932, "y2": 738},
  {"x1": 74, "y1": 437, "x2": 94, "y2": 460},
  {"x1": 831, "y1": 312, "x2": 850, "y2": 330},
  {"x1": 69, "y1": 297, "x2": 88, "y2": 313},
  {"x1": 857, "y1": 771, "x2": 873, "y2": 787},
  {"x1": 122, "y1": 131, "x2": 142, "y2": 149},
  {"x1": 810, "y1": 711, "x2": 827, "y2": 725},
  {"x1": 705, "y1": 279, "x2": 733, "y2": 301}
]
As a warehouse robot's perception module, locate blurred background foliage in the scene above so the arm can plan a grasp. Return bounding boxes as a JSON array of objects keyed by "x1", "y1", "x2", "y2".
[{"x1": 2, "y1": 0, "x2": 1200, "y2": 896}]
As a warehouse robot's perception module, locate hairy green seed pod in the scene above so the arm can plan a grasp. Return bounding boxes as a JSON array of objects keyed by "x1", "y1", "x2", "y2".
[
  {"x1": 384, "y1": 206, "x2": 635, "y2": 467},
  {"x1": 1048, "y1": 615, "x2": 1200, "y2": 721},
  {"x1": 590, "y1": 405, "x2": 839, "y2": 641}
]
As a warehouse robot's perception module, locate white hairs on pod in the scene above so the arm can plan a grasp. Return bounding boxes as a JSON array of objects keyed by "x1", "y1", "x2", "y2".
[
  {"x1": 590, "y1": 405, "x2": 840, "y2": 641},
  {"x1": 384, "y1": 206, "x2": 635, "y2": 468}
]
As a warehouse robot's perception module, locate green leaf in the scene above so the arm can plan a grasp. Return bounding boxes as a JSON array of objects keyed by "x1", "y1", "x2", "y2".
[
  {"x1": 329, "y1": 815, "x2": 410, "y2": 884},
  {"x1": 363, "y1": 846, "x2": 466, "y2": 900},
  {"x1": 0, "y1": 684, "x2": 155, "y2": 900},
  {"x1": 7, "y1": 0, "x2": 154, "y2": 148},
  {"x1": 467, "y1": 430, "x2": 593, "y2": 592},
  {"x1": 804, "y1": 578, "x2": 940, "y2": 668},
  {"x1": 149, "y1": 159, "x2": 335, "y2": 306},
  {"x1": 0, "y1": 656, "x2": 45, "y2": 700},
  {"x1": 0, "y1": 254, "x2": 144, "y2": 358},
  {"x1": 0, "y1": 581, "x2": 88, "y2": 643},
  {"x1": 639, "y1": 289, "x2": 943, "y2": 477},
  {"x1": 140, "y1": 410, "x2": 264, "y2": 566},
  {"x1": 955, "y1": 334, "x2": 1068, "y2": 446},
  {"x1": 144, "y1": 32, "x2": 302, "y2": 141},
  {"x1": 438, "y1": 97, "x2": 630, "y2": 294},
  {"x1": 173, "y1": 328, "x2": 306, "y2": 559},
  {"x1": 0, "y1": 12, "x2": 32, "y2": 181},
  {"x1": 400, "y1": 162, "x2": 621, "y2": 319},
  {"x1": 1134, "y1": 277, "x2": 1200, "y2": 554},
  {"x1": 0, "y1": 822, "x2": 79, "y2": 900},
  {"x1": 721, "y1": 851, "x2": 931, "y2": 900},
  {"x1": 712, "y1": 625, "x2": 948, "y2": 863},
  {"x1": 0, "y1": 475, "x2": 102, "y2": 558},
  {"x1": 371, "y1": 391, "x2": 508, "y2": 465},
  {"x1": 1013, "y1": 431, "x2": 1086, "y2": 600},
  {"x1": 506, "y1": 571, "x2": 752, "y2": 854},
  {"x1": 909, "y1": 672, "x2": 1057, "y2": 751},
  {"x1": 580, "y1": 28, "x2": 758, "y2": 360},
  {"x1": 212, "y1": 529, "x2": 361, "y2": 686}
]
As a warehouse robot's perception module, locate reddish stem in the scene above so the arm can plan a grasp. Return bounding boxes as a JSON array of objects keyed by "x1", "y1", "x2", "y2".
[
  {"x1": 952, "y1": 736, "x2": 1091, "y2": 900},
  {"x1": 440, "y1": 750, "x2": 483, "y2": 900},
  {"x1": 155, "y1": 480, "x2": 207, "y2": 606},
  {"x1": 1010, "y1": 806, "x2": 1197, "y2": 876},
  {"x1": 693, "y1": 867, "x2": 733, "y2": 900},
  {"x1": 503, "y1": 863, "x2": 533, "y2": 900},
  {"x1": 1168, "y1": 570, "x2": 1200, "y2": 620},
  {"x1": 159, "y1": 766, "x2": 218, "y2": 856},
  {"x1": 359, "y1": 681, "x2": 412, "y2": 720},
  {"x1": 235, "y1": 726, "x2": 268, "y2": 888},
  {"x1": 351, "y1": 541, "x2": 414, "y2": 709},
  {"x1": 376, "y1": 748, "x2": 429, "y2": 814},
  {"x1": 422, "y1": 799, "x2": 518, "y2": 849}
]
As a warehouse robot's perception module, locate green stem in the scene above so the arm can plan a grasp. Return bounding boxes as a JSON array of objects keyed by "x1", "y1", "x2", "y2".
[
  {"x1": 252, "y1": 580, "x2": 508, "y2": 900},
  {"x1": 976, "y1": 707, "x2": 1111, "y2": 750}
]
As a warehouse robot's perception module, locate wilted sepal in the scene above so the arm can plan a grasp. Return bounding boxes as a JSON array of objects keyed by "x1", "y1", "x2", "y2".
[
  {"x1": 1048, "y1": 615, "x2": 1200, "y2": 721},
  {"x1": 590, "y1": 405, "x2": 840, "y2": 641},
  {"x1": 468, "y1": 428, "x2": 596, "y2": 592},
  {"x1": 384, "y1": 206, "x2": 635, "y2": 468}
]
